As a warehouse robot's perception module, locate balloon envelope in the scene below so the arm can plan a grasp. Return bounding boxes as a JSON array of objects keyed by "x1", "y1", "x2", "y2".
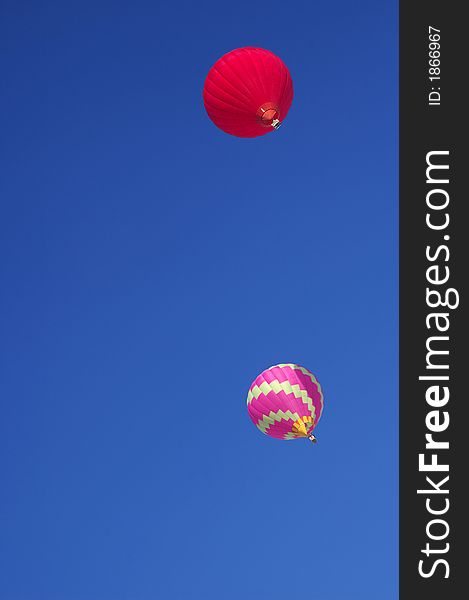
[
  {"x1": 203, "y1": 47, "x2": 294, "y2": 138},
  {"x1": 247, "y1": 364, "x2": 324, "y2": 440}
]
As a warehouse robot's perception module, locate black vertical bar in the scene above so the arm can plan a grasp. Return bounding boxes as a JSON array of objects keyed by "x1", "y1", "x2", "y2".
[{"x1": 400, "y1": 1, "x2": 465, "y2": 598}]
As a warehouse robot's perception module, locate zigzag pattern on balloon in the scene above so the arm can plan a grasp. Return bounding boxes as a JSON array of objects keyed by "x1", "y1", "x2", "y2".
[
  {"x1": 277, "y1": 363, "x2": 324, "y2": 413},
  {"x1": 277, "y1": 363, "x2": 320, "y2": 384},
  {"x1": 255, "y1": 410, "x2": 316, "y2": 439},
  {"x1": 284, "y1": 415, "x2": 315, "y2": 439},
  {"x1": 246, "y1": 363, "x2": 324, "y2": 441},
  {"x1": 256, "y1": 409, "x2": 301, "y2": 434},
  {"x1": 248, "y1": 379, "x2": 316, "y2": 416}
]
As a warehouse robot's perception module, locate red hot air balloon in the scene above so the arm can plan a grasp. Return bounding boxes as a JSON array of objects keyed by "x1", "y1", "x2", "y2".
[{"x1": 203, "y1": 47, "x2": 294, "y2": 138}]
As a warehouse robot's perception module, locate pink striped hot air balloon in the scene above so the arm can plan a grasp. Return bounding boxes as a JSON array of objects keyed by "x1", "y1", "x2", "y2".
[{"x1": 247, "y1": 364, "x2": 324, "y2": 443}]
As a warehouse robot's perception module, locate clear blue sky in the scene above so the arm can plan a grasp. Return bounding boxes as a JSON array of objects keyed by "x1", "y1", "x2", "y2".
[{"x1": 0, "y1": 1, "x2": 397, "y2": 598}]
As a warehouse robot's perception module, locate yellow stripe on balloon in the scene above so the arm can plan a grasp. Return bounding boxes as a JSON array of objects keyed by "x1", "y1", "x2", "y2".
[
  {"x1": 278, "y1": 363, "x2": 325, "y2": 410},
  {"x1": 256, "y1": 409, "x2": 301, "y2": 434},
  {"x1": 247, "y1": 380, "x2": 275, "y2": 404},
  {"x1": 277, "y1": 363, "x2": 319, "y2": 385},
  {"x1": 248, "y1": 378, "x2": 317, "y2": 421}
]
